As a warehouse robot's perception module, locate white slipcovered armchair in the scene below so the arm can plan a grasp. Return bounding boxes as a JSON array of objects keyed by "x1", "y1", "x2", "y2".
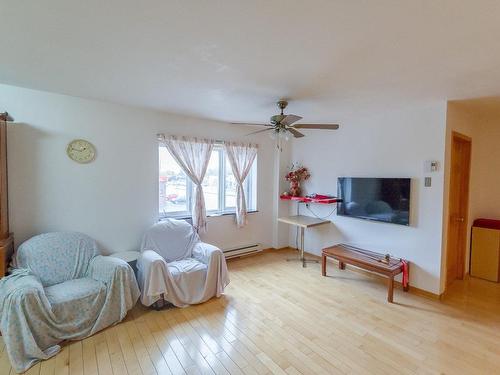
[{"x1": 137, "y1": 219, "x2": 229, "y2": 307}]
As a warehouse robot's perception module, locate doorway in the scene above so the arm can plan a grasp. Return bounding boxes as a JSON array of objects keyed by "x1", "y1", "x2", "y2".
[{"x1": 446, "y1": 131, "x2": 472, "y2": 287}]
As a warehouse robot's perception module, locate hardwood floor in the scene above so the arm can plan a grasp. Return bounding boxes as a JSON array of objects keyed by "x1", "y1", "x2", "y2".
[{"x1": 2, "y1": 248, "x2": 500, "y2": 374}]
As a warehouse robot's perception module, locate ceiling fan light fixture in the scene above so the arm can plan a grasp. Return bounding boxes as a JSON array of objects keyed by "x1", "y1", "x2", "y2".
[
  {"x1": 269, "y1": 129, "x2": 278, "y2": 140},
  {"x1": 282, "y1": 129, "x2": 291, "y2": 142},
  {"x1": 269, "y1": 128, "x2": 290, "y2": 141}
]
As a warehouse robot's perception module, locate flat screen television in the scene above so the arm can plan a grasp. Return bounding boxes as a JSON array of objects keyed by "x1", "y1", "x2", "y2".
[{"x1": 337, "y1": 177, "x2": 411, "y2": 226}]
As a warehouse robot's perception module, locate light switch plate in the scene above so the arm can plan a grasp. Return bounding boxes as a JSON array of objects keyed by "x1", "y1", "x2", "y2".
[{"x1": 425, "y1": 177, "x2": 432, "y2": 187}]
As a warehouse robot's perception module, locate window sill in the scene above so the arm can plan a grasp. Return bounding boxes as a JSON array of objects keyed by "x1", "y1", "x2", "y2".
[{"x1": 160, "y1": 210, "x2": 259, "y2": 221}]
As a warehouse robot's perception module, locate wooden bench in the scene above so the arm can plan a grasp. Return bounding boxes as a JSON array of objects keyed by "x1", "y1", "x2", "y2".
[{"x1": 322, "y1": 244, "x2": 409, "y2": 303}]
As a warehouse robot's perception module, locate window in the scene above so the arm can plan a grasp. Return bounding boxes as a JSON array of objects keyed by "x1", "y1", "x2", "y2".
[{"x1": 159, "y1": 144, "x2": 257, "y2": 218}]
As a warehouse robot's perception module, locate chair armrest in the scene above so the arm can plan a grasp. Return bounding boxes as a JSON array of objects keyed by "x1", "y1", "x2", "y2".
[
  {"x1": 137, "y1": 250, "x2": 170, "y2": 305},
  {"x1": 85, "y1": 255, "x2": 139, "y2": 329},
  {"x1": 137, "y1": 249, "x2": 166, "y2": 269},
  {"x1": 86, "y1": 255, "x2": 132, "y2": 284},
  {"x1": 192, "y1": 242, "x2": 223, "y2": 264},
  {"x1": 0, "y1": 269, "x2": 45, "y2": 319}
]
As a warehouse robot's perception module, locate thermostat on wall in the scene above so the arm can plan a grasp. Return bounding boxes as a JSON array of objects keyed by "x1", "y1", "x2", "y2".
[{"x1": 424, "y1": 160, "x2": 439, "y2": 173}]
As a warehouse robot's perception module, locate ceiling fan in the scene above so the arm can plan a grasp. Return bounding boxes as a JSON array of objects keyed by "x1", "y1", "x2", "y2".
[
  {"x1": 0, "y1": 112, "x2": 14, "y2": 122},
  {"x1": 231, "y1": 100, "x2": 339, "y2": 140}
]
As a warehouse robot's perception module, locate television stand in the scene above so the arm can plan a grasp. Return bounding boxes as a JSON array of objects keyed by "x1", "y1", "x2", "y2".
[{"x1": 322, "y1": 244, "x2": 410, "y2": 303}]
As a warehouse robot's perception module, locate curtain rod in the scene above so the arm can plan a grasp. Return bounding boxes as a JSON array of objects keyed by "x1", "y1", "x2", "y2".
[
  {"x1": 159, "y1": 139, "x2": 252, "y2": 145},
  {"x1": 157, "y1": 134, "x2": 257, "y2": 146},
  {"x1": 157, "y1": 134, "x2": 224, "y2": 143}
]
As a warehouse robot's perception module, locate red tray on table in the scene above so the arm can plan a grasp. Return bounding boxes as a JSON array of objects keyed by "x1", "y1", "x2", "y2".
[{"x1": 280, "y1": 195, "x2": 340, "y2": 204}]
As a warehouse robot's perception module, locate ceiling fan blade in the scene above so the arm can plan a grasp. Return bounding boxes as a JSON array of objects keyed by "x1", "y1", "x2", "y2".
[
  {"x1": 0, "y1": 112, "x2": 14, "y2": 122},
  {"x1": 245, "y1": 128, "x2": 275, "y2": 136},
  {"x1": 292, "y1": 123, "x2": 339, "y2": 130},
  {"x1": 287, "y1": 128, "x2": 305, "y2": 138},
  {"x1": 231, "y1": 122, "x2": 272, "y2": 127},
  {"x1": 280, "y1": 114, "x2": 303, "y2": 127}
]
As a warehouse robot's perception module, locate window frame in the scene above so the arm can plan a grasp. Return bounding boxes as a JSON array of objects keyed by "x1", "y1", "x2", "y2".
[{"x1": 159, "y1": 143, "x2": 257, "y2": 219}]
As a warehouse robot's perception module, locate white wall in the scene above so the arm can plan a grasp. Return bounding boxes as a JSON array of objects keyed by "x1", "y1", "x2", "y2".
[
  {"x1": 0, "y1": 84, "x2": 280, "y2": 254},
  {"x1": 469, "y1": 108, "x2": 500, "y2": 221},
  {"x1": 0, "y1": 83, "x2": 454, "y2": 293},
  {"x1": 288, "y1": 103, "x2": 447, "y2": 294}
]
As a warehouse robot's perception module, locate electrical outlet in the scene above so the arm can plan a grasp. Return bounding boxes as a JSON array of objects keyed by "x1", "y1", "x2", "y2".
[{"x1": 425, "y1": 177, "x2": 432, "y2": 187}]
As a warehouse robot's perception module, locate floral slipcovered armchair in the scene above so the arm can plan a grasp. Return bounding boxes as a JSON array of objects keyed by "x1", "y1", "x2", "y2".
[{"x1": 0, "y1": 232, "x2": 140, "y2": 373}]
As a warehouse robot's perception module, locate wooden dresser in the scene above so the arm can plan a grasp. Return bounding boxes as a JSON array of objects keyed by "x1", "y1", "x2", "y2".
[{"x1": 0, "y1": 113, "x2": 13, "y2": 278}]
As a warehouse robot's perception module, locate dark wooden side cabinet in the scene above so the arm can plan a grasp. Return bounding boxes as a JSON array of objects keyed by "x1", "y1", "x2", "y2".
[{"x1": 0, "y1": 113, "x2": 13, "y2": 278}]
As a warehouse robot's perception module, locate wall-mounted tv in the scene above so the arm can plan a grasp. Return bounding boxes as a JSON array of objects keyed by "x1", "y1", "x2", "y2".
[{"x1": 337, "y1": 177, "x2": 411, "y2": 226}]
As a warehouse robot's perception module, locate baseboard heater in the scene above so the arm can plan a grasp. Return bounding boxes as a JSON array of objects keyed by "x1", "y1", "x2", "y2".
[{"x1": 223, "y1": 243, "x2": 262, "y2": 259}]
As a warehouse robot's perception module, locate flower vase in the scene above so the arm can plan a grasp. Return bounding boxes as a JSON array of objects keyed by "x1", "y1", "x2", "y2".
[{"x1": 290, "y1": 181, "x2": 301, "y2": 197}]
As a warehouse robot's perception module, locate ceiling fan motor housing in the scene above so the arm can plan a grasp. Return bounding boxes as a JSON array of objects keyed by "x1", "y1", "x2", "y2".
[{"x1": 277, "y1": 100, "x2": 288, "y2": 112}]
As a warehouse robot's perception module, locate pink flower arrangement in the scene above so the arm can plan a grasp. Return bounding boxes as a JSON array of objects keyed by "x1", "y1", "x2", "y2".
[
  {"x1": 285, "y1": 165, "x2": 310, "y2": 183},
  {"x1": 285, "y1": 164, "x2": 310, "y2": 197}
]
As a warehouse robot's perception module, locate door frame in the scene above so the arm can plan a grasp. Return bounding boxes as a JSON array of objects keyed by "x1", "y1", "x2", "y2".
[{"x1": 445, "y1": 131, "x2": 472, "y2": 287}]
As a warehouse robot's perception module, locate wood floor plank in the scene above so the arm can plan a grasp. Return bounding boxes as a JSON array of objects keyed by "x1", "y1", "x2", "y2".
[
  {"x1": 82, "y1": 337, "x2": 98, "y2": 375},
  {"x1": 190, "y1": 304, "x2": 270, "y2": 375},
  {"x1": 93, "y1": 332, "x2": 113, "y2": 375},
  {"x1": 163, "y1": 315, "x2": 215, "y2": 375},
  {"x1": 156, "y1": 315, "x2": 198, "y2": 372},
  {"x1": 115, "y1": 319, "x2": 144, "y2": 375},
  {"x1": 147, "y1": 312, "x2": 187, "y2": 375},
  {"x1": 53, "y1": 346, "x2": 69, "y2": 375},
  {"x1": 24, "y1": 362, "x2": 41, "y2": 375},
  {"x1": 123, "y1": 316, "x2": 158, "y2": 375},
  {"x1": 131, "y1": 310, "x2": 173, "y2": 375},
  {"x1": 104, "y1": 325, "x2": 129, "y2": 375},
  {"x1": 69, "y1": 340, "x2": 84, "y2": 375},
  {"x1": 39, "y1": 355, "x2": 56, "y2": 375}
]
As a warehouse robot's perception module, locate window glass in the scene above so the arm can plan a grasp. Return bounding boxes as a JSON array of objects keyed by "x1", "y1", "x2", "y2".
[
  {"x1": 203, "y1": 150, "x2": 220, "y2": 211},
  {"x1": 159, "y1": 144, "x2": 257, "y2": 218},
  {"x1": 159, "y1": 148, "x2": 188, "y2": 215},
  {"x1": 247, "y1": 156, "x2": 258, "y2": 211},
  {"x1": 224, "y1": 155, "x2": 237, "y2": 209}
]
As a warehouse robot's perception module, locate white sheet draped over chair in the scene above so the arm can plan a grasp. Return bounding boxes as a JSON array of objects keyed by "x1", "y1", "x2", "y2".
[
  {"x1": 137, "y1": 219, "x2": 229, "y2": 307},
  {"x1": 223, "y1": 141, "x2": 258, "y2": 227},
  {"x1": 159, "y1": 134, "x2": 214, "y2": 232}
]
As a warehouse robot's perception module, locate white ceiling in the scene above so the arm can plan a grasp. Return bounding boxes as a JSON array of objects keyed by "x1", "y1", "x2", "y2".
[{"x1": 2, "y1": 0, "x2": 500, "y2": 123}]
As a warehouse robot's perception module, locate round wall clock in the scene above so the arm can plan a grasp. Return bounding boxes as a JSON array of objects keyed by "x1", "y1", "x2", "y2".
[{"x1": 66, "y1": 139, "x2": 96, "y2": 164}]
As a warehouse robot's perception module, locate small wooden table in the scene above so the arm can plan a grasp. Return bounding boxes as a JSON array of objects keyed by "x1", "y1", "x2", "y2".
[
  {"x1": 322, "y1": 244, "x2": 409, "y2": 302},
  {"x1": 278, "y1": 215, "x2": 330, "y2": 267}
]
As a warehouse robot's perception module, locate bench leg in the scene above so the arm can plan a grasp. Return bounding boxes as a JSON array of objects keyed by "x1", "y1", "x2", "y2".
[
  {"x1": 387, "y1": 276, "x2": 394, "y2": 303},
  {"x1": 339, "y1": 261, "x2": 345, "y2": 270},
  {"x1": 321, "y1": 254, "x2": 326, "y2": 276}
]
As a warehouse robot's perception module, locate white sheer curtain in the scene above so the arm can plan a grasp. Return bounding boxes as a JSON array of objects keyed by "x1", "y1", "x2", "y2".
[
  {"x1": 159, "y1": 135, "x2": 214, "y2": 232},
  {"x1": 223, "y1": 142, "x2": 258, "y2": 227}
]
